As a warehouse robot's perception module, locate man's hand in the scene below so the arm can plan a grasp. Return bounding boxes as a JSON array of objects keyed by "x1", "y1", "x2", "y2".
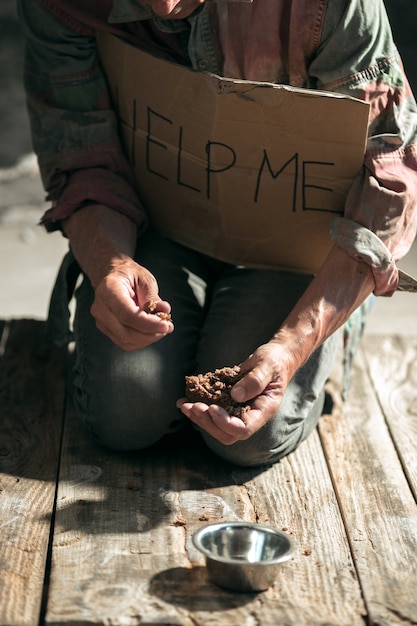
[
  {"x1": 91, "y1": 258, "x2": 174, "y2": 351},
  {"x1": 177, "y1": 244, "x2": 376, "y2": 445},
  {"x1": 63, "y1": 204, "x2": 173, "y2": 351},
  {"x1": 176, "y1": 342, "x2": 295, "y2": 445}
]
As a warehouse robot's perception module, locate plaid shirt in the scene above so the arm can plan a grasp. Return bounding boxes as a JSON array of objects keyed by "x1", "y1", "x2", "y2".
[{"x1": 18, "y1": 0, "x2": 417, "y2": 295}]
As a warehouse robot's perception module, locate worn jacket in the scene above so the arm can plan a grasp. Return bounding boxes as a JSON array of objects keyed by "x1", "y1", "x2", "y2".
[{"x1": 17, "y1": 0, "x2": 417, "y2": 295}]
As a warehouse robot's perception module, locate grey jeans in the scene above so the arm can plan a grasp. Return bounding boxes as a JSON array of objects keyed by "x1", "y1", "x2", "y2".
[{"x1": 51, "y1": 230, "x2": 340, "y2": 467}]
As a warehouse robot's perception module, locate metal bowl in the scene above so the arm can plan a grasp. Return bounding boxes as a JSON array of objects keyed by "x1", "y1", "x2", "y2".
[{"x1": 192, "y1": 521, "x2": 297, "y2": 592}]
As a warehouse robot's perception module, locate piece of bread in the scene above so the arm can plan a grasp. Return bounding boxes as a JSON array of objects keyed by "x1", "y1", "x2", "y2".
[
  {"x1": 143, "y1": 299, "x2": 172, "y2": 321},
  {"x1": 185, "y1": 365, "x2": 250, "y2": 418}
]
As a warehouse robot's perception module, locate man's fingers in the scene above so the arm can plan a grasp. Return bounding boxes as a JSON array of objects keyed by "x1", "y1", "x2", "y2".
[
  {"x1": 231, "y1": 367, "x2": 270, "y2": 403},
  {"x1": 176, "y1": 399, "x2": 263, "y2": 444},
  {"x1": 92, "y1": 299, "x2": 173, "y2": 351}
]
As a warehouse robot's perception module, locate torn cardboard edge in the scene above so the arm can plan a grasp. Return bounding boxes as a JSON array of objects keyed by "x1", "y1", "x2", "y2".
[{"x1": 97, "y1": 31, "x2": 371, "y2": 275}]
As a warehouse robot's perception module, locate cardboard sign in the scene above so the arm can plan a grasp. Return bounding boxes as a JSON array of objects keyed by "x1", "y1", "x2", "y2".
[{"x1": 97, "y1": 31, "x2": 370, "y2": 274}]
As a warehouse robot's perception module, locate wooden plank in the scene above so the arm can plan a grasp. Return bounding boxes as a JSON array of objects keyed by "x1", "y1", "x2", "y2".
[
  {"x1": 237, "y1": 431, "x2": 366, "y2": 626},
  {"x1": 319, "y1": 340, "x2": 417, "y2": 625},
  {"x1": 0, "y1": 319, "x2": 67, "y2": 626},
  {"x1": 44, "y1": 406, "x2": 256, "y2": 626},
  {"x1": 44, "y1": 398, "x2": 366, "y2": 625},
  {"x1": 363, "y1": 334, "x2": 417, "y2": 500}
]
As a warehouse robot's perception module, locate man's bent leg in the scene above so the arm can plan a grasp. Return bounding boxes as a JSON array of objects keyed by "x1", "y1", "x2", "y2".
[{"x1": 70, "y1": 232, "x2": 214, "y2": 450}]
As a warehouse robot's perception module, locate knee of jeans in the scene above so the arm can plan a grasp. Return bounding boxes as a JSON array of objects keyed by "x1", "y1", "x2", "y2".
[
  {"x1": 201, "y1": 426, "x2": 304, "y2": 467},
  {"x1": 71, "y1": 368, "x2": 184, "y2": 452}
]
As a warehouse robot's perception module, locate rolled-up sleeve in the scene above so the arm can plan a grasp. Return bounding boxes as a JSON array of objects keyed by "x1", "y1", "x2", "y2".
[
  {"x1": 310, "y1": 0, "x2": 417, "y2": 296},
  {"x1": 17, "y1": 0, "x2": 146, "y2": 232}
]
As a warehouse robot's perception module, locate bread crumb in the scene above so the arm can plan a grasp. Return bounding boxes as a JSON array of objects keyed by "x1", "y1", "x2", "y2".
[{"x1": 143, "y1": 299, "x2": 172, "y2": 321}]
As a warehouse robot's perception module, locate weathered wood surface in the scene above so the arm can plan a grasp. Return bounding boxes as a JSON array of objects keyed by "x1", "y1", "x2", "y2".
[
  {"x1": 364, "y1": 334, "x2": 417, "y2": 500},
  {"x1": 1, "y1": 320, "x2": 417, "y2": 626},
  {"x1": 319, "y1": 341, "x2": 417, "y2": 625},
  {"x1": 0, "y1": 319, "x2": 67, "y2": 626},
  {"x1": 44, "y1": 408, "x2": 366, "y2": 626}
]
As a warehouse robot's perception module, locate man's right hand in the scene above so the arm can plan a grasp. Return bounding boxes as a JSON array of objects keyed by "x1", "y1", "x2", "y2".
[
  {"x1": 91, "y1": 258, "x2": 174, "y2": 351},
  {"x1": 63, "y1": 204, "x2": 173, "y2": 351}
]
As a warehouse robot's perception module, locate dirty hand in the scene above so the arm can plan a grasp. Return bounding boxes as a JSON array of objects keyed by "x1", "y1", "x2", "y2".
[
  {"x1": 90, "y1": 258, "x2": 173, "y2": 351},
  {"x1": 176, "y1": 342, "x2": 296, "y2": 445}
]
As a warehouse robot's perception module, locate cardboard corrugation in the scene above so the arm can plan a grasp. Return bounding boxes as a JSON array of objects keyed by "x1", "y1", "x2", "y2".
[{"x1": 97, "y1": 31, "x2": 370, "y2": 274}]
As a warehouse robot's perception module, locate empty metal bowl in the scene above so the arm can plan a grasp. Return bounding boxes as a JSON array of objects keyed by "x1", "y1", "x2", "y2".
[{"x1": 192, "y1": 521, "x2": 297, "y2": 592}]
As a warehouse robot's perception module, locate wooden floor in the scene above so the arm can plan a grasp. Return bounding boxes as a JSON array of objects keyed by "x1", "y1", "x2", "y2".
[{"x1": 1, "y1": 318, "x2": 416, "y2": 626}]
